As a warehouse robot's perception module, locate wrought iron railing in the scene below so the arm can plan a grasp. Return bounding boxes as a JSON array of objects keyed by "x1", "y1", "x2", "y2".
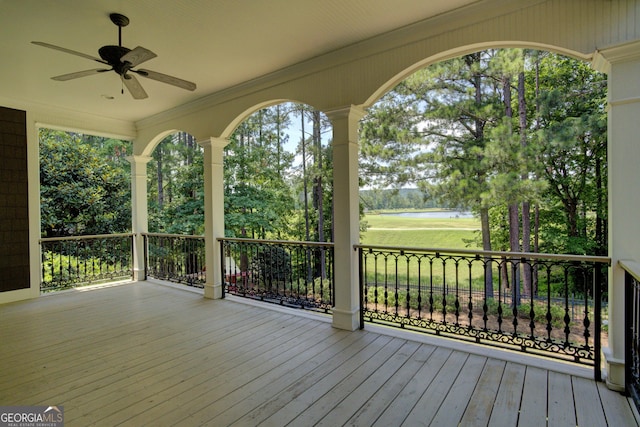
[
  {"x1": 356, "y1": 244, "x2": 609, "y2": 377},
  {"x1": 623, "y1": 260, "x2": 640, "y2": 412},
  {"x1": 219, "y1": 238, "x2": 334, "y2": 313},
  {"x1": 40, "y1": 233, "x2": 134, "y2": 292},
  {"x1": 143, "y1": 233, "x2": 206, "y2": 288}
]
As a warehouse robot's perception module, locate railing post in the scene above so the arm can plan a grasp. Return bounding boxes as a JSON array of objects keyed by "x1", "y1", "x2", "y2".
[
  {"x1": 625, "y1": 270, "x2": 632, "y2": 398},
  {"x1": 219, "y1": 239, "x2": 226, "y2": 299},
  {"x1": 623, "y1": 262, "x2": 640, "y2": 411},
  {"x1": 358, "y1": 246, "x2": 364, "y2": 330},
  {"x1": 142, "y1": 233, "x2": 148, "y2": 281},
  {"x1": 594, "y1": 264, "x2": 602, "y2": 381}
]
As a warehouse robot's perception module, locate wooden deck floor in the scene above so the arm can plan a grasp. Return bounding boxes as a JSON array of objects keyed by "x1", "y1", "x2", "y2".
[{"x1": 0, "y1": 281, "x2": 637, "y2": 427}]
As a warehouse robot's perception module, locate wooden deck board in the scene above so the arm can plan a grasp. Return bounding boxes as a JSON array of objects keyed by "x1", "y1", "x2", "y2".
[
  {"x1": 597, "y1": 381, "x2": 638, "y2": 426},
  {"x1": 45, "y1": 310, "x2": 288, "y2": 407},
  {"x1": 253, "y1": 334, "x2": 395, "y2": 427},
  {"x1": 548, "y1": 372, "x2": 577, "y2": 427},
  {"x1": 0, "y1": 281, "x2": 637, "y2": 427},
  {"x1": 487, "y1": 361, "x2": 526, "y2": 426},
  {"x1": 57, "y1": 308, "x2": 274, "y2": 412},
  {"x1": 145, "y1": 321, "x2": 334, "y2": 426},
  {"x1": 458, "y1": 357, "x2": 506, "y2": 427},
  {"x1": 313, "y1": 340, "x2": 421, "y2": 427},
  {"x1": 429, "y1": 353, "x2": 488, "y2": 426},
  {"x1": 227, "y1": 331, "x2": 382, "y2": 426},
  {"x1": 518, "y1": 366, "x2": 549, "y2": 427},
  {"x1": 372, "y1": 346, "x2": 453, "y2": 427},
  {"x1": 97, "y1": 317, "x2": 320, "y2": 426},
  {"x1": 573, "y1": 376, "x2": 609, "y2": 427},
  {"x1": 286, "y1": 337, "x2": 408, "y2": 426},
  {"x1": 189, "y1": 328, "x2": 354, "y2": 426},
  {"x1": 345, "y1": 343, "x2": 436, "y2": 426},
  {"x1": 401, "y1": 350, "x2": 470, "y2": 426}
]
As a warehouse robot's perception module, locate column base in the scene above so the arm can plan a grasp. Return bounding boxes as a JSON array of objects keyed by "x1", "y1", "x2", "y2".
[
  {"x1": 332, "y1": 307, "x2": 360, "y2": 331},
  {"x1": 204, "y1": 282, "x2": 223, "y2": 299},
  {"x1": 132, "y1": 267, "x2": 146, "y2": 282},
  {"x1": 603, "y1": 346, "x2": 626, "y2": 392}
]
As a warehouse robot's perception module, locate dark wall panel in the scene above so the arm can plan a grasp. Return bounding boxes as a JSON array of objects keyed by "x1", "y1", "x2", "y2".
[{"x1": 0, "y1": 106, "x2": 30, "y2": 292}]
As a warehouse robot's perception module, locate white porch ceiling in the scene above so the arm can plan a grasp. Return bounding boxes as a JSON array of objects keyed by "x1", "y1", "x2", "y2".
[{"x1": 1, "y1": 0, "x2": 477, "y2": 124}]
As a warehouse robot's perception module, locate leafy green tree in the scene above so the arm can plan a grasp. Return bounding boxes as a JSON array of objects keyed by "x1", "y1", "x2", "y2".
[
  {"x1": 147, "y1": 132, "x2": 204, "y2": 234},
  {"x1": 39, "y1": 129, "x2": 131, "y2": 237},
  {"x1": 224, "y1": 109, "x2": 295, "y2": 239},
  {"x1": 289, "y1": 106, "x2": 333, "y2": 243},
  {"x1": 532, "y1": 54, "x2": 607, "y2": 256},
  {"x1": 402, "y1": 51, "x2": 509, "y2": 296},
  {"x1": 359, "y1": 89, "x2": 427, "y2": 190},
  {"x1": 360, "y1": 48, "x2": 607, "y2": 300}
]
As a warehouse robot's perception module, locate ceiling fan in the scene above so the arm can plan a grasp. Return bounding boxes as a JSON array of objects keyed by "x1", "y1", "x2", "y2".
[{"x1": 32, "y1": 13, "x2": 196, "y2": 99}]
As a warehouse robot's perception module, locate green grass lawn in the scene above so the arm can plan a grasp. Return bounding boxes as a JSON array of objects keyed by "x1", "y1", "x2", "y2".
[{"x1": 361, "y1": 212, "x2": 481, "y2": 249}]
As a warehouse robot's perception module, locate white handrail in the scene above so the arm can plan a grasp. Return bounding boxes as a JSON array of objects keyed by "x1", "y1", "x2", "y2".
[
  {"x1": 143, "y1": 232, "x2": 204, "y2": 240},
  {"x1": 218, "y1": 237, "x2": 334, "y2": 247},
  {"x1": 40, "y1": 233, "x2": 134, "y2": 243},
  {"x1": 620, "y1": 260, "x2": 640, "y2": 282}
]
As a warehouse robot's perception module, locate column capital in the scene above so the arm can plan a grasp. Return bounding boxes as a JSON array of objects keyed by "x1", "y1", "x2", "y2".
[
  {"x1": 592, "y1": 40, "x2": 640, "y2": 74},
  {"x1": 197, "y1": 136, "x2": 229, "y2": 149},
  {"x1": 126, "y1": 154, "x2": 152, "y2": 165},
  {"x1": 325, "y1": 105, "x2": 367, "y2": 123}
]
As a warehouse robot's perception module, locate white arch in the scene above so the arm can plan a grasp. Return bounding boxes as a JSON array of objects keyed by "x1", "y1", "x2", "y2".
[{"x1": 363, "y1": 41, "x2": 594, "y2": 108}]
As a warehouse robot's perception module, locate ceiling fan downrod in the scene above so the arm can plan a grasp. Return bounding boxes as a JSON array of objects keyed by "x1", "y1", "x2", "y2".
[{"x1": 109, "y1": 13, "x2": 130, "y2": 47}]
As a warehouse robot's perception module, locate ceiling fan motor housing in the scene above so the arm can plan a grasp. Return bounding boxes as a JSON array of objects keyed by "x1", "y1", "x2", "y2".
[{"x1": 99, "y1": 45, "x2": 132, "y2": 75}]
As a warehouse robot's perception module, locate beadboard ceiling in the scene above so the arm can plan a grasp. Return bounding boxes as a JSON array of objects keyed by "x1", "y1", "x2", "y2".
[{"x1": 1, "y1": 0, "x2": 479, "y2": 123}]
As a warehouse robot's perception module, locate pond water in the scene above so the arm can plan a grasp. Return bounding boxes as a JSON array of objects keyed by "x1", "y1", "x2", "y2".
[{"x1": 380, "y1": 210, "x2": 473, "y2": 219}]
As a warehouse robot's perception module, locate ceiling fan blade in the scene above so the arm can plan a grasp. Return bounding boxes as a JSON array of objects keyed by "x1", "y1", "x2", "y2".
[
  {"x1": 121, "y1": 46, "x2": 157, "y2": 67},
  {"x1": 121, "y1": 74, "x2": 148, "y2": 99},
  {"x1": 51, "y1": 68, "x2": 111, "y2": 81},
  {"x1": 32, "y1": 41, "x2": 108, "y2": 64},
  {"x1": 134, "y1": 69, "x2": 196, "y2": 91}
]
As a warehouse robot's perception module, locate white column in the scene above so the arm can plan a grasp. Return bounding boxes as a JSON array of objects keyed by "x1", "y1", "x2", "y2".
[
  {"x1": 199, "y1": 137, "x2": 227, "y2": 299},
  {"x1": 593, "y1": 42, "x2": 640, "y2": 391},
  {"x1": 128, "y1": 155, "x2": 152, "y2": 281},
  {"x1": 326, "y1": 105, "x2": 366, "y2": 331}
]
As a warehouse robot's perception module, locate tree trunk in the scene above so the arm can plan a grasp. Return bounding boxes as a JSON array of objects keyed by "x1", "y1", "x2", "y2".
[
  {"x1": 509, "y1": 203, "x2": 521, "y2": 305},
  {"x1": 276, "y1": 104, "x2": 283, "y2": 177},
  {"x1": 301, "y1": 108, "x2": 310, "y2": 243},
  {"x1": 300, "y1": 107, "x2": 312, "y2": 281},
  {"x1": 504, "y1": 74, "x2": 521, "y2": 306},
  {"x1": 595, "y1": 151, "x2": 606, "y2": 255},
  {"x1": 534, "y1": 203, "x2": 540, "y2": 294},
  {"x1": 518, "y1": 69, "x2": 532, "y2": 297},
  {"x1": 532, "y1": 52, "x2": 541, "y2": 295},
  {"x1": 480, "y1": 207, "x2": 494, "y2": 298},
  {"x1": 471, "y1": 53, "x2": 493, "y2": 298},
  {"x1": 312, "y1": 110, "x2": 326, "y2": 279},
  {"x1": 156, "y1": 144, "x2": 164, "y2": 209}
]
